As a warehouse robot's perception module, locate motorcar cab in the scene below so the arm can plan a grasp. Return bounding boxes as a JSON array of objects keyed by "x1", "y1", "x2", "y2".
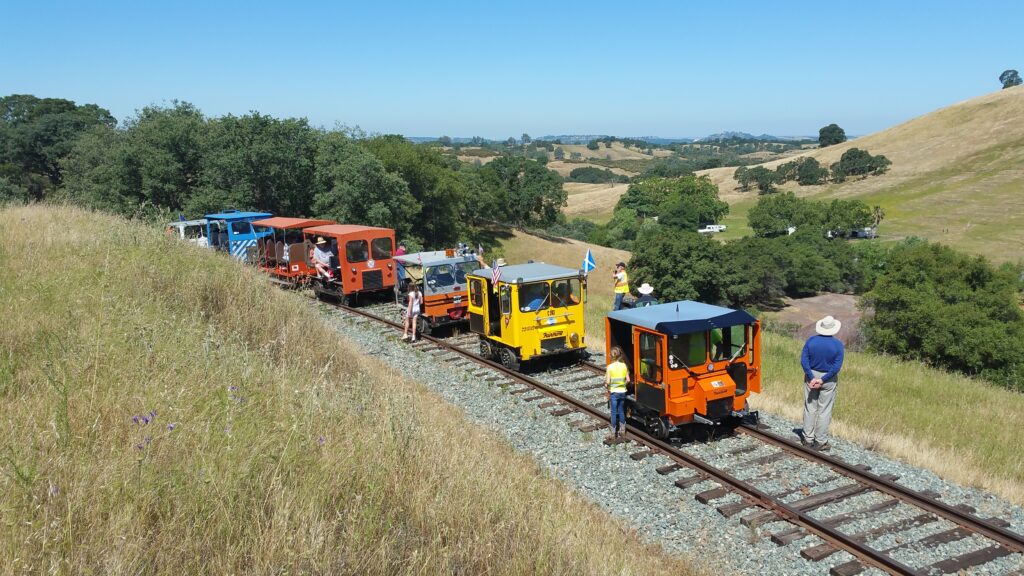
[
  {"x1": 205, "y1": 210, "x2": 273, "y2": 260},
  {"x1": 394, "y1": 247, "x2": 479, "y2": 333},
  {"x1": 467, "y1": 262, "x2": 587, "y2": 370},
  {"x1": 302, "y1": 224, "x2": 397, "y2": 303},
  {"x1": 606, "y1": 301, "x2": 761, "y2": 437}
]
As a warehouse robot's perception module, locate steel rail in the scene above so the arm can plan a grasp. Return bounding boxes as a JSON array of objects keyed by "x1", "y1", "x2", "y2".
[
  {"x1": 334, "y1": 303, "x2": 920, "y2": 575},
  {"x1": 736, "y1": 424, "x2": 1024, "y2": 554}
]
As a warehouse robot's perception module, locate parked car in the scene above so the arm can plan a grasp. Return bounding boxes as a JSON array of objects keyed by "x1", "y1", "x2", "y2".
[{"x1": 697, "y1": 224, "x2": 727, "y2": 234}]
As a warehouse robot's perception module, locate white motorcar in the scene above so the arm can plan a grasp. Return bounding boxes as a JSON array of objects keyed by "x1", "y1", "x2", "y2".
[{"x1": 165, "y1": 219, "x2": 209, "y2": 247}]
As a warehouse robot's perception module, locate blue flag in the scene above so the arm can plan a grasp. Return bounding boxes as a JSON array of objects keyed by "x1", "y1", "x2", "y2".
[{"x1": 582, "y1": 248, "x2": 596, "y2": 275}]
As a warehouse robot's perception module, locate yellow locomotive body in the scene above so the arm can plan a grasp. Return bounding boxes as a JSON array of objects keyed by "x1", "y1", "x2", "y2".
[{"x1": 467, "y1": 263, "x2": 587, "y2": 370}]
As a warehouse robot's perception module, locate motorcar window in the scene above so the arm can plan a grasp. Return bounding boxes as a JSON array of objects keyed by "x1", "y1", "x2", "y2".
[
  {"x1": 639, "y1": 331, "x2": 663, "y2": 383},
  {"x1": 669, "y1": 333, "x2": 707, "y2": 367},
  {"x1": 426, "y1": 264, "x2": 456, "y2": 287},
  {"x1": 346, "y1": 240, "x2": 368, "y2": 263},
  {"x1": 551, "y1": 278, "x2": 581, "y2": 307},
  {"x1": 371, "y1": 237, "x2": 392, "y2": 259},
  {"x1": 470, "y1": 278, "x2": 483, "y2": 307},
  {"x1": 499, "y1": 285, "x2": 511, "y2": 315},
  {"x1": 519, "y1": 282, "x2": 550, "y2": 312},
  {"x1": 230, "y1": 221, "x2": 252, "y2": 235},
  {"x1": 455, "y1": 261, "x2": 477, "y2": 284}
]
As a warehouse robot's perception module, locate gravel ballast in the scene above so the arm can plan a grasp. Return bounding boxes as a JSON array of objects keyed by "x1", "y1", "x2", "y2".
[{"x1": 320, "y1": 304, "x2": 1024, "y2": 575}]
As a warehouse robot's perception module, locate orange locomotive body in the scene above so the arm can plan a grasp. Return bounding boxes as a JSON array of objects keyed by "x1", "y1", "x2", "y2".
[
  {"x1": 302, "y1": 224, "x2": 397, "y2": 303},
  {"x1": 251, "y1": 217, "x2": 335, "y2": 286},
  {"x1": 606, "y1": 301, "x2": 761, "y2": 438},
  {"x1": 394, "y1": 249, "x2": 479, "y2": 334}
]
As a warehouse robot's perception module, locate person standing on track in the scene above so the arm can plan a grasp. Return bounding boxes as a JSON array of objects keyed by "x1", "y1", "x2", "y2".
[
  {"x1": 606, "y1": 346, "x2": 630, "y2": 439},
  {"x1": 613, "y1": 262, "x2": 629, "y2": 311},
  {"x1": 402, "y1": 280, "x2": 423, "y2": 342},
  {"x1": 800, "y1": 315, "x2": 845, "y2": 451}
]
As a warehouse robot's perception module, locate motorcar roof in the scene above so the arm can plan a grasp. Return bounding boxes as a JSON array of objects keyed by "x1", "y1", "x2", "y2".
[
  {"x1": 395, "y1": 251, "x2": 478, "y2": 266},
  {"x1": 251, "y1": 217, "x2": 335, "y2": 229},
  {"x1": 204, "y1": 210, "x2": 273, "y2": 220},
  {"x1": 303, "y1": 224, "x2": 394, "y2": 237},
  {"x1": 168, "y1": 219, "x2": 208, "y2": 227},
  {"x1": 471, "y1": 262, "x2": 580, "y2": 283},
  {"x1": 607, "y1": 300, "x2": 757, "y2": 336}
]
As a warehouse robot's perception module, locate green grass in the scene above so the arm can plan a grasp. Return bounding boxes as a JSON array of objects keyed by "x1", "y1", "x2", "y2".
[
  {"x1": 755, "y1": 332, "x2": 1024, "y2": 503},
  {"x1": 717, "y1": 196, "x2": 757, "y2": 241},
  {"x1": 0, "y1": 205, "x2": 696, "y2": 575}
]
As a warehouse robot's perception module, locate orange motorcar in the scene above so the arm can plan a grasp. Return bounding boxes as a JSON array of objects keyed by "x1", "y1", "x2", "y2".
[
  {"x1": 606, "y1": 301, "x2": 761, "y2": 438},
  {"x1": 394, "y1": 248, "x2": 480, "y2": 334},
  {"x1": 302, "y1": 224, "x2": 397, "y2": 303}
]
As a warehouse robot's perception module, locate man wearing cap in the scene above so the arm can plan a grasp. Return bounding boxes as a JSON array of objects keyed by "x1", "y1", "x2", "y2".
[
  {"x1": 612, "y1": 262, "x2": 629, "y2": 311},
  {"x1": 313, "y1": 237, "x2": 334, "y2": 279},
  {"x1": 635, "y1": 283, "x2": 658, "y2": 307},
  {"x1": 800, "y1": 316, "x2": 845, "y2": 451}
]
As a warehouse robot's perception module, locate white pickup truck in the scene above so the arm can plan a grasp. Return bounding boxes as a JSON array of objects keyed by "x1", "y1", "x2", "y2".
[{"x1": 697, "y1": 224, "x2": 727, "y2": 234}]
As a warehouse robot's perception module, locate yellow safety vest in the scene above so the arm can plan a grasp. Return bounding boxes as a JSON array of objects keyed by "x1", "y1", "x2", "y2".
[
  {"x1": 607, "y1": 361, "x2": 628, "y2": 393},
  {"x1": 614, "y1": 271, "x2": 629, "y2": 294}
]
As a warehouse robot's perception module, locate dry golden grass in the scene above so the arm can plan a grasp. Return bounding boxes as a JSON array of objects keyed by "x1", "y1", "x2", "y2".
[
  {"x1": 0, "y1": 205, "x2": 697, "y2": 575},
  {"x1": 545, "y1": 160, "x2": 636, "y2": 177},
  {"x1": 550, "y1": 142, "x2": 656, "y2": 162},
  {"x1": 699, "y1": 86, "x2": 1024, "y2": 261},
  {"x1": 564, "y1": 182, "x2": 631, "y2": 220}
]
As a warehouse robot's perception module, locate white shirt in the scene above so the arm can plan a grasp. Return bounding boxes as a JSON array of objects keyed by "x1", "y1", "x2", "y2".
[{"x1": 314, "y1": 246, "x2": 332, "y2": 265}]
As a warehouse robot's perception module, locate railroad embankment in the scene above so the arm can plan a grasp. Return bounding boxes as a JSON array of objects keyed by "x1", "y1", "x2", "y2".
[{"x1": 0, "y1": 205, "x2": 695, "y2": 575}]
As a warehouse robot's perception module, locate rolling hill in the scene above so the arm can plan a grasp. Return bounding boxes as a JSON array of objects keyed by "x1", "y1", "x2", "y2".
[{"x1": 700, "y1": 86, "x2": 1024, "y2": 261}]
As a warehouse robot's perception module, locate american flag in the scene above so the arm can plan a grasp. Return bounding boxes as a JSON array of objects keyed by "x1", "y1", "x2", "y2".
[{"x1": 491, "y1": 258, "x2": 502, "y2": 286}]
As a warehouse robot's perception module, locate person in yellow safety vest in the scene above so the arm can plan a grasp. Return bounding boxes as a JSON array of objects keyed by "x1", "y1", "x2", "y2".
[
  {"x1": 606, "y1": 346, "x2": 631, "y2": 438},
  {"x1": 613, "y1": 261, "x2": 629, "y2": 311}
]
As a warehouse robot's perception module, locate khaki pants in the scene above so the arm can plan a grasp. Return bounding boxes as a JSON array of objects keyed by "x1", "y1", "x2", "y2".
[{"x1": 803, "y1": 369, "x2": 837, "y2": 444}]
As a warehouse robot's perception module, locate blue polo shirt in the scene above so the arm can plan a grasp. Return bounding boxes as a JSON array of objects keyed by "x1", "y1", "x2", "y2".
[{"x1": 800, "y1": 335, "x2": 845, "y2": 383}]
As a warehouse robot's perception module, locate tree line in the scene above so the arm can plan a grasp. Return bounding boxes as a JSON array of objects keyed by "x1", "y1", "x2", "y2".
[{"x1": 1, "y1": 95, "x2": 567, "y2": 247}]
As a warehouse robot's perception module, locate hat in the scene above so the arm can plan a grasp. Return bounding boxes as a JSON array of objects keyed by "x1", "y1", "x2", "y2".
[
  {"x1": 637, "y1": 283, "x2": 654, "y2": 295},
  {"x1": 616, "y1": 261, "x2": 626, "y2": 268},
  {"x1": 495, "y1": 258, "x2": 507, "y2": 267},
  {"x1": 315, "y1": 236, "x2": 327, "y2": 246},
  {"x1": 815, "y1": 316, "x2": 841, "y2": 336}
]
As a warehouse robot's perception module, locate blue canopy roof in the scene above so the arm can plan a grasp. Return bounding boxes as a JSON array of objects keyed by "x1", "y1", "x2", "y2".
[
  {"x1": 608, "y1": 301, "x2": 757, "y2": 335},
  {"x1": 204, "y1": 210, "x2": 272, "y2": 220}
]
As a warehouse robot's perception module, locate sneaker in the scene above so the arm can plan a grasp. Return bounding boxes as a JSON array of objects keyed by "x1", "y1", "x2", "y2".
[
  {"x1": 813, "y1": 441, "x2": 831, "y2": 452},
  {"x1": 801, "y1": 438, "x2": 814, "y2": 448}
]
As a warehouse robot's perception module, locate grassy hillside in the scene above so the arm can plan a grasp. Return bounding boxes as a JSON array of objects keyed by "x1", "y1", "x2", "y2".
[
  {"x1": 564, "y1": 182, "x2": 630, "y2": 223},
  {"x1": 0, "y1": 205, "x2": 695, "y2": 575},
  {"x1": 501, "y1": 232, "x2": 1024, "y2": 504},
  {"x1": 699, "y1": 86, "x2": 1024, "y2": 261}
]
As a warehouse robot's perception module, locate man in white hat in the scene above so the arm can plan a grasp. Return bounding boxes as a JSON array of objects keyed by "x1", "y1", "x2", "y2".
[
  {"x1": 635, "y1": 283, "x2": 658, "y2": 307},
  {"x1": 799, "y1": 315, "x2": 845, "y2": 451},
  {"x1": 313, "y1": 236, "x2": 334, "y2": 279}
]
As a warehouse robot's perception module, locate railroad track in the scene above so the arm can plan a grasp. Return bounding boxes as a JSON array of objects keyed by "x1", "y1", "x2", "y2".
[{"x1": 328, "y1": 300, "x2": 1024, "y2": 575}]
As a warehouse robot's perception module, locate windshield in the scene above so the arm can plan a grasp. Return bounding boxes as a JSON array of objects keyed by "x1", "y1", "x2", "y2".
[
  {"x1": 669, "y1": 333, "x2": 707, "y2": 368},
  {"x1": 519, "y1": 282, "x2": 550, "y2": 312},
  {"x1": 551, "y1": 278, "x2": 581, "y2": 307},
  {"x1": 711, "y1": 325, "x2": 748, "y2": 361},
  {"x1": 425, "y1": 264, "x2": 457, "y2": 287},
  {"x1": 371, "y1": 237, "x2": 392, "y2": 259},
  {"x1": 455, "y1": 261, "x2": 476, "y2": 284}
]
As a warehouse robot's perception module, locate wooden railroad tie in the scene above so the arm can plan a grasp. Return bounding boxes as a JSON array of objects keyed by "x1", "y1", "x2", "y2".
[
  {"x1": 522, "y1": 394, "x2": 545, "y2": 402},
  {"x1": 656, "y1": 463, "x2": 682, "y2": 475},
  {"x1": 629, "y1": 449, "x2": 655, "y2": 461},
  {"x1": 695, "y1": 486, "x2": 731, "y2": 504},
  {"x1": 767, "y1": 499, "x2": 899, "y2": 543},
  {"x1": 800, "y1": 513, "x2": 935, "y2": 561},
  {"x1": 674, "y1": 474, "x2": 708, "y2": 489},
  {"x1": 549, "y1": 408, "x2": 574, "y2": 417},
  {"x1": 739, "y1": 476, "x2": 897, "y2": 528}
]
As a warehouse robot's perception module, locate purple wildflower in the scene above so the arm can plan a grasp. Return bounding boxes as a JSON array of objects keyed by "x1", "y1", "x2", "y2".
[
  {"x1": 318, "y1": 436, "x2": 325, "y2": 446},
  {"x1": 136, "y1": 443, "x2": 145, "y2": 450},
  {"x1": 49, "y1": 484, "x2": 60, "y2": 497},
  {"x1": 149, "y1": 410, "x2": 157, "y2": 419},
  {"x1": 228, "y1": 386, "x2": 238, "y2": 392},
  {"x1": 167, "y1": 423, "x2": 176, "y2": 431},
  {"x1": 144, "y1": 436, "x2": 152, "y2": 445},
  {"x1": 141, "y1": 416, "x2": 150, "y2": 425},
  {"x1": 132, "y1": 415, "x2": 140, "y2": 425}
]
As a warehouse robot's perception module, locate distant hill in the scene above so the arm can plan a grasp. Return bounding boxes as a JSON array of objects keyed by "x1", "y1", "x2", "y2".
[
  {"x1": 697, "y1": 131, "x2": 811, "y2": 142},
  {"x1": 699, "y1": 86, "x2": 1024, "y2": 263}
]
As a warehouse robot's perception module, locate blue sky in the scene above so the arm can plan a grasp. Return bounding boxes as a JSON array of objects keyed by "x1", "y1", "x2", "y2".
[{"x1": 2, "y1": 1, "x2": 1021, "y2": 138}]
